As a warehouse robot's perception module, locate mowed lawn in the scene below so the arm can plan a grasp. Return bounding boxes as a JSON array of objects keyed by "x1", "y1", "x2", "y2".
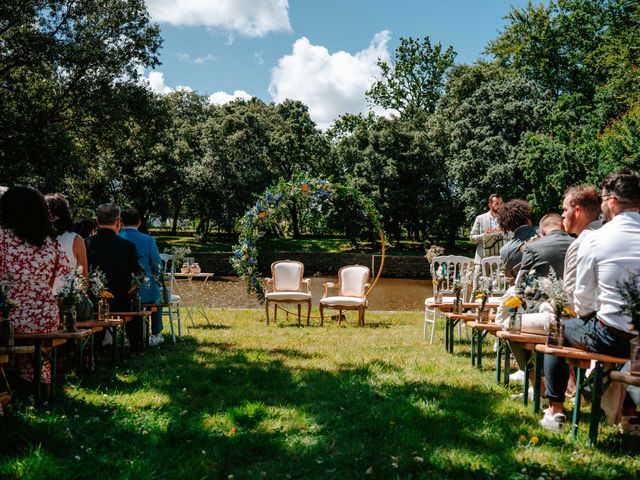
[{"x1": 1, "y1": 310, "x2": 639, "y2": 480}]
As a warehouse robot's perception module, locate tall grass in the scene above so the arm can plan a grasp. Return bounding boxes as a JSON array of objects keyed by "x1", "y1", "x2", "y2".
[{"x1": 1, "y1": 309, "x2": 638, "y2": 479}]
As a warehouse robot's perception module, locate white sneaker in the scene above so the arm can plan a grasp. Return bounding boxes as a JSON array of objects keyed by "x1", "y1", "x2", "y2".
[
  {"x1": 509, "y1": 386, "x2": 534, "y2": 402},
  {"x1": 539, "y1": 411, "x2": 566, "y2": 432},
  {"x1": 149, "y1": 334, "x2": 165, "y2": 346},
  {"x1": 509, "y1": 370, "x2": 525, "y2": 383}
]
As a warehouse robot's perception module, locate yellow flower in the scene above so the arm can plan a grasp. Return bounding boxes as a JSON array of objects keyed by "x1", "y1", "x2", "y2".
[
  {"x1": 301, "y1": 184, "x2": 309, "y2": 192},
  {"x1": 432, "y1": 279, "x2": 440, "y2": 287},
  {"x1": 100, "y1": 291, "x2": 114, "y2": 299},
  {"x1": 563, "y1": 307, "x2": 577, "y2": 317},
  {"x1": 530, "y1": 436, "x2": 539, "y2": 445},
  {"x1": 475, "y1": 293, "x2": 484, "y2": 299},
  {"x1": 519, "y1": 435, "x2": 527, "y2": 443},
  {"x1": 258, "y1": 211, "x2": 266, "y2": 219},
  {"x1": 504, "y1": 297, "x2": 523, "y2": 309}
]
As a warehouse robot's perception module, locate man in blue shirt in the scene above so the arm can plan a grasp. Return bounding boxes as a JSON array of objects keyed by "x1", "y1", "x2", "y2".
[{"x1": 119, "y1": 208, "x2": 165, "y2": 346}]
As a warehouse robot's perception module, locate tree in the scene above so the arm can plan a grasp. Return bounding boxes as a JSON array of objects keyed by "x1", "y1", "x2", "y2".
[{"x1": 366, "y1": 36, "x2": 456, "y2": 121}]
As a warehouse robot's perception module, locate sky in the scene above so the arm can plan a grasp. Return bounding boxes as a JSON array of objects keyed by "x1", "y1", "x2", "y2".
[{"x1": 143, "y1": 0, "x2": 536, "y2": 129}]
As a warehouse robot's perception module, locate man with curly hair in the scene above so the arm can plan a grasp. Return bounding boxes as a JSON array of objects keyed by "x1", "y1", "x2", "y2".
[{"x1": 496, "y1": 199, "x2": 538, "y2": 279}]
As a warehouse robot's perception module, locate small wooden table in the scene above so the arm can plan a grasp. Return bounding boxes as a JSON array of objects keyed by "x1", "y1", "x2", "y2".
[
  {"x1": 534, "y1": 344, "x2": 628, "y2": 447},
  {"x1": 14, "y1": 330, "x2": 92, "y2": 404},
  {"x1": 174, "y1": 273, "x2": 214, "y2": 327}
]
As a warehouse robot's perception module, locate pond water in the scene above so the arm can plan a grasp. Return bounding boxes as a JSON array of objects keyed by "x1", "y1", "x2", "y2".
[{"x1": 174, "y1": 276, "x2": 434, "y2": 312}]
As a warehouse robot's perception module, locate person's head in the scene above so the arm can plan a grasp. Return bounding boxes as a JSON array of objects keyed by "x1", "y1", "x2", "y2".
[
  {"x1": 496, "y1": 199, "x2": 533, "y2": 233},
  {"x1": 539, "y1": 213, "x2": 563, "y2": 235},
  {"x1": 96, "y1": 203, "x2": 121, "y2": 231},
  {"x1": 45, "y1": 193, "x2": 74, "y2": 236},
  {"x1": 488, "y1": 194, "x2": 502, "y2": 214},
  {"x1": 120, "y1": 208, "x2": 141, "y2": 228},
  {"x1": 600, "y1": 168, "x2": 640, "y2": 221},
  {"x1": 562, "y1": 185, "x2": 601, "y2": 234},
  {"x1": 0, "y1": 186, "x2": 53, "y2": 247},
  {"x1": 74, "y1": 219, "x2": 97, "y2": 239}
]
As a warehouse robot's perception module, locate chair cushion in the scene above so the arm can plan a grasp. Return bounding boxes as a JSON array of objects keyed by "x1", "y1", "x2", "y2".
[
  {"x1": 425, "y1": 296, "x2": 455, "y2": 306},
  {"x1": 273, "y1": 262, "x2": 303, "y2": 291},
  {"x1": 320, "y1": 296, "x2": 365, "y2": 307},
  {"x1": 340, "y1": 266, "x2": 369, "y2": 297},
  {"x1": 265, "y1": 292, "x2": 311, "y2": 301}
]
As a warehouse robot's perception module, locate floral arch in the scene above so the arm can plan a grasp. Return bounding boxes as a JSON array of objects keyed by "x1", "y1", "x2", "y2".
[{"x1": 231, "y1": 178, "x2": 385, "y2": 302}]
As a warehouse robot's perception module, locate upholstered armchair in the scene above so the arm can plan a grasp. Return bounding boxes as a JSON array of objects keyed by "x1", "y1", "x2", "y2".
[
  {"x1": 319, "y1": 265, "x2": 370, "y2": 326},
  {"x1": 264, "y1": 260, "x2": 312, "y2": 325}
]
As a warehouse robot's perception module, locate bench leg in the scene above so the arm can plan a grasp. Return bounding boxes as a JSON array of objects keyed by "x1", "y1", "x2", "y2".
[
  {"x1": 477, "y1": 331, "x2": 483, "y2": 369},
  {"x1": 470, "y1": 329, "x2": 476, "y2": 366},
  {"x1": 496, "y1": 339, "x2": 502, "y2": 384},
  {"x1": 533, "y1": 351, "x2": 543, "y2": 413},
  {"x1": 34, "y1": 341, "x2": 42, "y2": 405},
  {"x1": 523, "y1": 351, "x2": 531, "y2": 407},
  {"x1": 504, "y1": 341, "x2": 511, "y2": 386},
  {"x1": 571, "y1": 367, "x2": 584, "y2": 439},
  {"x1": 587, "y1": 362, "x2": 604, "y2": 448}
]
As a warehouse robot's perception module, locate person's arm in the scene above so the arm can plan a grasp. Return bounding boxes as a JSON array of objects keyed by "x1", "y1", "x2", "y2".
[
  {"x1": 573, "y1": 237, "x2": 598, "y2": 316},
  {"x1": 470, "y1": 215, "x2": 484, "y2": 244},
  {"x1": 72, "y1": 234, "x2": 89, "y2": 281}
]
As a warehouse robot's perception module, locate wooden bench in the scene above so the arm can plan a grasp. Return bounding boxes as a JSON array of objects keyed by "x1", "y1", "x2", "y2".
[
  {"x1": 14, "y1": 330, "x2": 92, "y2": 405},
  {"x1": 534, "y1": 344, "x2": 628, "y2": 447},
  {"x1": 465, "y1": 320, "x2": 501, "y2": 368},
  {"x1": 431, "y1": 301, "x2": 499, "y2": 351},
  {"x1": 495, "y1": 331, "x2": 547, "y2": 407},
  {"x1": 108, "y1": 311, "x2": 153, "y2": 356}
]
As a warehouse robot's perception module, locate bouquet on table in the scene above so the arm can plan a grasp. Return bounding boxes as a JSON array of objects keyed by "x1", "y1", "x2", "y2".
[
  {"x1": 452, "y1": 276, "x2": 465, "y2": 314},
  {"x1": 618, "y1": 270, "x2": 640, "y2": 374},
  {"x1": 536, "y1": 268, "x2": 576, "y2": 346},
  {"x1": 89, "y1": 267, "x2": 112, "y2": 320},
  {"x1": 128, "y1": 270, "x2": 149, "y2": 311},
  {"x1": 474, "y1": 274, "x2": 494, "y2": 322},
  {"x1": 56, "y1": 268, "x2": 87, "y2": 331},
  {"x1": 432, "y1": 262, "x2": 447, "y2": 303}
]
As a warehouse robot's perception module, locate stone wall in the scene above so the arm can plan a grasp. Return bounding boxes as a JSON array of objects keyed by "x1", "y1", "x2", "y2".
[{"x1": 192, "y1": 252, "x2": 430, "y2": 279}]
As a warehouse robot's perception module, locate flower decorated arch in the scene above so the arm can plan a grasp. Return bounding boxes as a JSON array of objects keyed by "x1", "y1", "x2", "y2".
[{"x1": 231, "y1": 178, "x2": 385, "y2": 302}]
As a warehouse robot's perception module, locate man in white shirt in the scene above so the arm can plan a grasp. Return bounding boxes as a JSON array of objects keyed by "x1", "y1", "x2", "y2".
[
  {"x1": 470, "y1": 194, "x2": 504, "y2": 265},
  {"x1": 541, "y1": 169, "x2": 640, "y2": 432}
]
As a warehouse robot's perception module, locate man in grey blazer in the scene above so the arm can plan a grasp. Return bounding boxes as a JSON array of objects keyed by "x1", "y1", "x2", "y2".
[{"x1": 470, "y1": 193, "x2": 504, "y2": 265}]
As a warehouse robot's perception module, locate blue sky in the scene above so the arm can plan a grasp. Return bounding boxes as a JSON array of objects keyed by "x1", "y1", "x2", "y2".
[{"x1": 144, "y1": 1, "x2": 538, "y2": 128}]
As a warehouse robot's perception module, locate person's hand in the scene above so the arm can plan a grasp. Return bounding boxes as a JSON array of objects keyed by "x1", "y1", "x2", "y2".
[{"x1": 485, "y1": 227, "x2": 501, "y2": 234}]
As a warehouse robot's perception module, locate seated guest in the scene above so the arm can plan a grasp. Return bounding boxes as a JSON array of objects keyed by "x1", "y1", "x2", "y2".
[
  {"x1": 515, "y1": 213, "x2": 574, "y2": 285},
  {"x1": 0, "y1": 186, "x2": 71, "y2": 385},
  {"x1": 496, "y1": 199, "x2": 538, "y2": 280},
  {"x1": 74, "y1": 218, "x2": 97, "y2": 239},
  {"x1": 541, "y1": 168, "x2": 640, "y2": 432},
  {"x1": 119, "y1": 208, "x2": 165, "y2": 346},
  {"x1": 85, "y1": 204, "x2": 142, "y2": 351}
]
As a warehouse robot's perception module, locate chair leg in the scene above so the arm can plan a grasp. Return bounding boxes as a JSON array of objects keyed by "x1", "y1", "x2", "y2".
[
  {"x1": 169, "y1": 307, "x2": 176, "y2": 344},
  {"x1": 274, "y1": 304, "x2": 277, "y2": 323},
  {"x1": 338, "y1": 310, "x2": 343, "y2": 325},
  {"x1": 306, "y1": 300, "x2": 311, "y2": 326},
  {"x1": 297, "y1": 304, "x2": 301, "y2": 326},
  {"x1": 358, "y1": 306, "x2": 365, "y2": 326},
  {"x1": 319, "y1": 304, "x2": 324, "y2": 326},
  {"x1": 265, "y1": 300, "x2": 270, "y2": 325},
  {"x1": 177, "y1": 306, "x2": 182, "y2": 339}
]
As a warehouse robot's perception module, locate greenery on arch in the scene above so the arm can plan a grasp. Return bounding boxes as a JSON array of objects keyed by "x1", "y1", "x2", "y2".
[{"x1": 231, "y1": 178, "x2": 382, "y2": 302}]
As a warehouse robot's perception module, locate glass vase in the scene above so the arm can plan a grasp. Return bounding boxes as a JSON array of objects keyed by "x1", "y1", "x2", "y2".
[
  {"x1": 0, "y1": 318, "x2": 14, "y2": 347},
  {"x1": 131, "y1": 296, "x2": 141, "y2": 312},
  {"x1": 547, "y1": 319, "x2": 564, "y2": 347},
  {"x1": 63, "y1": 307, "x2": 77, "y2": 332},
  {"x1": 434, "y1": 291, "x2": 443, "y2": 304},
  {"x1": 477, "y1": 306, "x2": 489, "y2": 323},
  {"x1": 98, "y1": 298, "x2": 110, "y2": 320},
  {"x1": 630, "y1": 337, "x2": 640, "y2": 376},
  {"x1": 453, "y1": 297, "x2": 463, "y2": 314},
  {"x1": 507, "y1": 312, "x2": 522, "y2": 333}
]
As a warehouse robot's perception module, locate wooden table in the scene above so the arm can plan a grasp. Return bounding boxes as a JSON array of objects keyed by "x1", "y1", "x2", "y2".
[
  {"x1": 77, "y1": 319, "x2": 124, "y2": 366},
  {"x1": 464, "y1": 320, "x2": 501, "y2": 368},
  {"x1": 496, "y1": 330, "x2": 547, "y2": 407},
  {"x1": 534, "y1": 344, "x2": 628, "y2": 447},
  {"x1": 14, "y1": 330, "x2": 92, "y2": 404}
]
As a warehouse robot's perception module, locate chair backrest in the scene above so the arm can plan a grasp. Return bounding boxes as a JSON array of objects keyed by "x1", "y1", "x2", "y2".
[
  {"x1": 338, "y1": 265, "x2": 370, "y2": 298},
  {"x1": 479, "y1": 255, "x2": 509, "y2": 295},
  {"x1": 430, "y1": 255, "x2": 474, "y2": 298},
  {"x1": 271, "y1": 260, "x2": 304, "y2": 292},
  {"x1": 159, "y1": 253, "x2": 175, "y2": 295}
]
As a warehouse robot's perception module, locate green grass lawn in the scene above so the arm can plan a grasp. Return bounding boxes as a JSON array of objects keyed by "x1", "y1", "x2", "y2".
[{"x1": 2, "y1": 310, "x2": 638, "y2": 479}]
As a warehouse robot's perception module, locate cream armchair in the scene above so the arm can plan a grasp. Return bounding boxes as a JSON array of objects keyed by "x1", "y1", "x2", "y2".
[
  {"x1": 264, "y1": 260, "x2": 311, "y2": 325},
  {"x1": 319, "y1": 265, "x2": 370, "y2": 326}
]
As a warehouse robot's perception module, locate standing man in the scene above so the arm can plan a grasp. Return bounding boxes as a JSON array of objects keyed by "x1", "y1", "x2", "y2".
[
  {"x1": 541, "y1": 169, "x2": 640, "y2": 432},
  {"x1": 86, "y1": 204, "x2": 142, "y2": 350},
  {"x1": 470, "y1": 194, "x2": 504, "y2": 265},
  {"x1": 119, "y1": 208, "x2": 165, "y2": 346}
]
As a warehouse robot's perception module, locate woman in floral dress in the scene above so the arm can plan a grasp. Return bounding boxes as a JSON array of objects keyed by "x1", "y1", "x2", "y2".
[{"x1": 0, "y1": 186, "x2": 71, "y2": 384}]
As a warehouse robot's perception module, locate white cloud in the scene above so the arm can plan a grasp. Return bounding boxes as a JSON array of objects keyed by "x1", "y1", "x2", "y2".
[
  {"x1": 254, "y1": 52, "x2": 264, "y2": 65},
  {"x1": 177, "y1": 52, "x2": 191, "y2": 62},
  {"x1": 146, "y1": 0, "x2": 291, "y2": 37},
  {"x1": 194, "y1": 54, "x2": 216, "y2": 64},
  {"x1": 144, "y1": 71, "x2": 193, "y2": 94},
  {"x1": 208, "y1": 90, "x2": 253, "y2": 105},
  {"x1": 268, "y1": 31, "x2": 394, "y2": 130}
]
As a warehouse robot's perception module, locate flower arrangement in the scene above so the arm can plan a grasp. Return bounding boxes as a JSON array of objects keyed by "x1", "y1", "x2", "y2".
[
  {"x1": 452, "y1": 275, "x2": 465, "y2": 313},
  {"x1": 474, "y1": 274, "x2": 494, "y2": 322},
  {"x1": 618, "y1": 270, "x2": 640, "y2": 333},
  {"x1": 432, "y1": 262, "x2": 447, "y2": 302},
  {"x1": 89, "y1": 267, "x2": 111, "y2": 298},
  {"x1": 128, "y1": 270, "x2": 149, "y2": 296},
  {"x1": 425, "y1": 245, "x2": 444, "y2": 264},
  {"x1": 0, "y1": 279, "x2": 17, "y2": 319},
  {"x1": 56, "y1": 268, "x2": 87, "y2": 308},
  {"x1": 535, "y1": 268, "x2": 576, "y2": 345},
  {"x1": 231, "y1": 178, "x2": 383, "y2": 302}
]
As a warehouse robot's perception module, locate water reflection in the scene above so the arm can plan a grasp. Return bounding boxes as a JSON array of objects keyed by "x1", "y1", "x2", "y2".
[{"x1": 174, "y1": 276, "x2": 434, "y2": 312}]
